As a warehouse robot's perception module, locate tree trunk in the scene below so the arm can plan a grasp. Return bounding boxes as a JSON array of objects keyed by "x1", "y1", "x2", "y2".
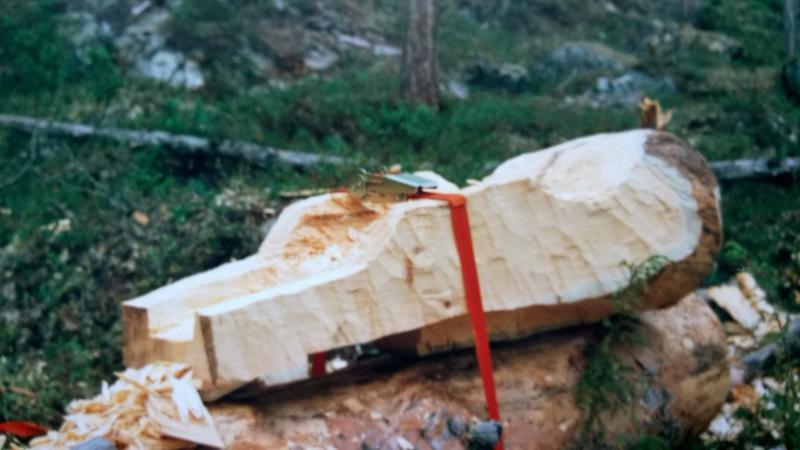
[
  {"x1": 122, "y1": 130, "x2": 722, "y2": 400},
  {"x1": 400, "y1": 0, "x2": 438, "y2": 105},
  {"x1": 787, "y1": 0, "x2": 798, "y2": 57},
  {"x1": 682, "y1": 0, "x2": 702, "y2": 21},
  {"x1": 208, "y1": 294, "x2": 729, "y2": 449}
]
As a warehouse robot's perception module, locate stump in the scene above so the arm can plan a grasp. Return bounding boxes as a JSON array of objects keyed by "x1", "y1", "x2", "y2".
[{"x1": 208, "y1": 294, "x2": 729, "y2": 449}]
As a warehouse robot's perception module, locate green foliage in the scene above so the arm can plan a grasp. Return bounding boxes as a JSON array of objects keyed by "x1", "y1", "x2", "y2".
[
  {"x1": 0, "y1": 132, "x2": 277, "y2": 425},
  {"x1": 0, "y1": 0, "x2": 68, "y2": 93},
  {"x1": 612, "y1": 256, "x2": 670, "y2": 314},
  {"x1": 0, "y1": 0, "x2": 123, "y2": 103},
  {"x1": 696, "y1": 0, "x2": 784, "y2": 65},
  {"x1": 714, "y1": 181, "x2": 800, "y2": 311},
  {"x1": 572, "y1": 255, "x2": 668, "y2": 448},
  {"x1": 0, "y1": 0, "x2": 122, "y2": 100}
]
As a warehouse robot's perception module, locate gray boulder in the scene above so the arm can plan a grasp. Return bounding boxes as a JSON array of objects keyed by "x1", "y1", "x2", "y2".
[
  {"x1": 59, "y1": 11, "x2": 113, "y2": 63},
  {"x1": 587, "y1": 70, "x2": 676, "y2": 107},
  {"x1": 134, "y1": 49, "x2": 204, "y2": 89},
  {"x1": 467, "y1": 61, "x2": 531, "y2": 93},
  {"x1": 533, "y1": 41, "x2": 637, "y2": 80}
]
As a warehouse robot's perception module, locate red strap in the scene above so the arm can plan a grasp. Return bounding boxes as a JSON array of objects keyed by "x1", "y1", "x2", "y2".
[
  {"x1": 411, "y1": 192, "x2": 503, "y2": 445},
  {"x1": 310, "y1": 351, "x2": 328, "y2": 378},
  {"x1": 0, "y1": 420, "x2": 48, "y2": 438},
  {"x1": 311, "y1": 189, "x2": 503, "y2": 446}
]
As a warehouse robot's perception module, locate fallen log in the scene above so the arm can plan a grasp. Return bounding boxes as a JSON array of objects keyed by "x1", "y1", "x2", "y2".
[
  {"x1": 123, "y1": 129, "x2": 722, "y2": 399},
  {"x1": 710, "y1": 156, "x2": 800, "y2": 180},
  {"x1": 208, "y1": 294, "x2": 729, "y2": 449},
  {"x1": 0, "y1": 113, "x2": 343, "y2": 169},
  {"x1": 3, "y1": 112, "x2": 796, "y2": 180}
]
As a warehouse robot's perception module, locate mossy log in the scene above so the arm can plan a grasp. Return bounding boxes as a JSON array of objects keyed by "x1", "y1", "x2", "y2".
[
  {"x1": 122, "y1": 129, "x2": 722, "y2": 399},
  {"x1": 208, "y1": 294, "x2": 729, "y2": 449}
]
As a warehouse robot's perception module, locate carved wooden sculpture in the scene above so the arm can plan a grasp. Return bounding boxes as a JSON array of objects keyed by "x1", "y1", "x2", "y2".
[{"x1": 123, "y1": 130, "x2": 721, "y2": 399}]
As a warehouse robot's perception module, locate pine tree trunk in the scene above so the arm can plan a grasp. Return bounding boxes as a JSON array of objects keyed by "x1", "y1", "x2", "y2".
[
  {"x1": 400, "y1": 0, "x2": 438, "y2": 105},
  {"x1": 787, "y1": 0, "x2": 798, "y2": 57}
]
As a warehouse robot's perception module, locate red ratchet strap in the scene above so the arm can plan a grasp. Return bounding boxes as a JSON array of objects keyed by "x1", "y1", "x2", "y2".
[
  {"x1": 0, "y1": 420, "x2": 48, "y2": 438},
  {"x1": 410, "y1": 192, "x2": 502, "y2": 428},
  {"x1": 310, "y1": 189, "x2": 502, "y2": 447},
  {"x1": 310, "y1": 351, "x2": 328, "y2": 378}
]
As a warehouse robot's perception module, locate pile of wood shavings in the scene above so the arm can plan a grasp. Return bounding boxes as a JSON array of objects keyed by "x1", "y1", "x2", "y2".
[{"x1": 28, "y1": 363, "x2": 223, "y2": 449}]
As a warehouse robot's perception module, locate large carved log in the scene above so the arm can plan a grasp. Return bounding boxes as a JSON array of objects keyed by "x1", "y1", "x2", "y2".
[
  {"x1": 208, "y1": 294, "x2": 729, "y2": 449},
  {"x1": 122, "y1": 130, "x2": 721, "y2": 399}
]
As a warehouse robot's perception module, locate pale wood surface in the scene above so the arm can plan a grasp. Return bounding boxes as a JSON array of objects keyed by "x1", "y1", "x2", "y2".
[
  {"x1": 208, "y1": 294, "x2": 729, "y2": 449},
  {"x1": 123, "y1": 129, "x2": 721, "y2": 398}
]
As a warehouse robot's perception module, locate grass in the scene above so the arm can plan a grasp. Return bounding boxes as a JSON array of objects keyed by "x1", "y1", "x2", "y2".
[{"x1": 0, "y1": 0, "x2": 799, "y2": 447}]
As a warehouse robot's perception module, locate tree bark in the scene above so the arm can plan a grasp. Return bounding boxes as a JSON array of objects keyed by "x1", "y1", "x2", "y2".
[
  {"x1": 122, "y1": 130, "x2": 722, "y2": 399},
  {"x1": 208, "y1": 294, "x2": 729, "y2": 450},
  {"x1": 400, "y1": 0, "x2": 439, "y2": 105},
  {"x1": 787, "y1": 0, "x2": 798, "y2": 57}
]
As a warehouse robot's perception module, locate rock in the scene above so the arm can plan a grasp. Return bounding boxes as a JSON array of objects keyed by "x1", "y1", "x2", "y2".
[
  {"x1": 532, "y1": 41, "x2": 637, "y2": 81},
  {"x1": 60, "y1": 11, "x2": 113, "y2": 63},
  {"x1": 70, "y1": 437, "x2": 116, "y2": 450},
  {"x1": 587, "y1": 70, "x2": 676, "y2": 107},
  {"x1": 337, "y1": 33, "x2": 372, "y2": 49},
  {"x1": 61, "y1": 12, "x2": 106, "y2": 48},
  {"x1": 133, "y1": 50, "x2": 204, "y2": 89},
  {"x1": 372, "y1": 44, "x2": 401, "y2": 56},
  {"x1": 304, "y1": 49, "x2": 338, "y2": 71},
  {"x1": 647, "y1": 25, "x2": 744, "y2": 59},
  {"x1": 784, "y1": 58, "x2": 800, "y2": 102},
  {"x1": 241, "y1": 48, "x2": 275, "y2": 75},
  {"x1": 467, "y1": 421, "x2": 502, "y2": 450},
  {"x1": 113, "y1": 8, "x2": 170, "y2": 62},
  {"x1": 447, "y1": 79, "x2": 470, "y2": 99},
  {"x1": 466, "y1": 61, "x2": 531, "y2": 93}
]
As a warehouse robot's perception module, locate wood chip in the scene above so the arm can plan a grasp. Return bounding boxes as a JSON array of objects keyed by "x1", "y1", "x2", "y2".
[
  {"x1": 707, "y1": 285, "x2": 760, "y2": 330},
  {"x1": 132, "y1": 211, "x2": 149, "y2": 226},
  {"x1": 731, "y1": 384, "x2": 759, "y2": 411},
  {"x1": 342, "y1": 397, "x2": 366, "y2": 414},
  {"x1": 639, "y1": 97, "x2": 673, "y2": 130},
  {"x1": 396, "y1": 436, "x2": 414, "y2": 450},
  {"x1": 29, "y1": 363, "x2": 222, "y2": 449}
]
